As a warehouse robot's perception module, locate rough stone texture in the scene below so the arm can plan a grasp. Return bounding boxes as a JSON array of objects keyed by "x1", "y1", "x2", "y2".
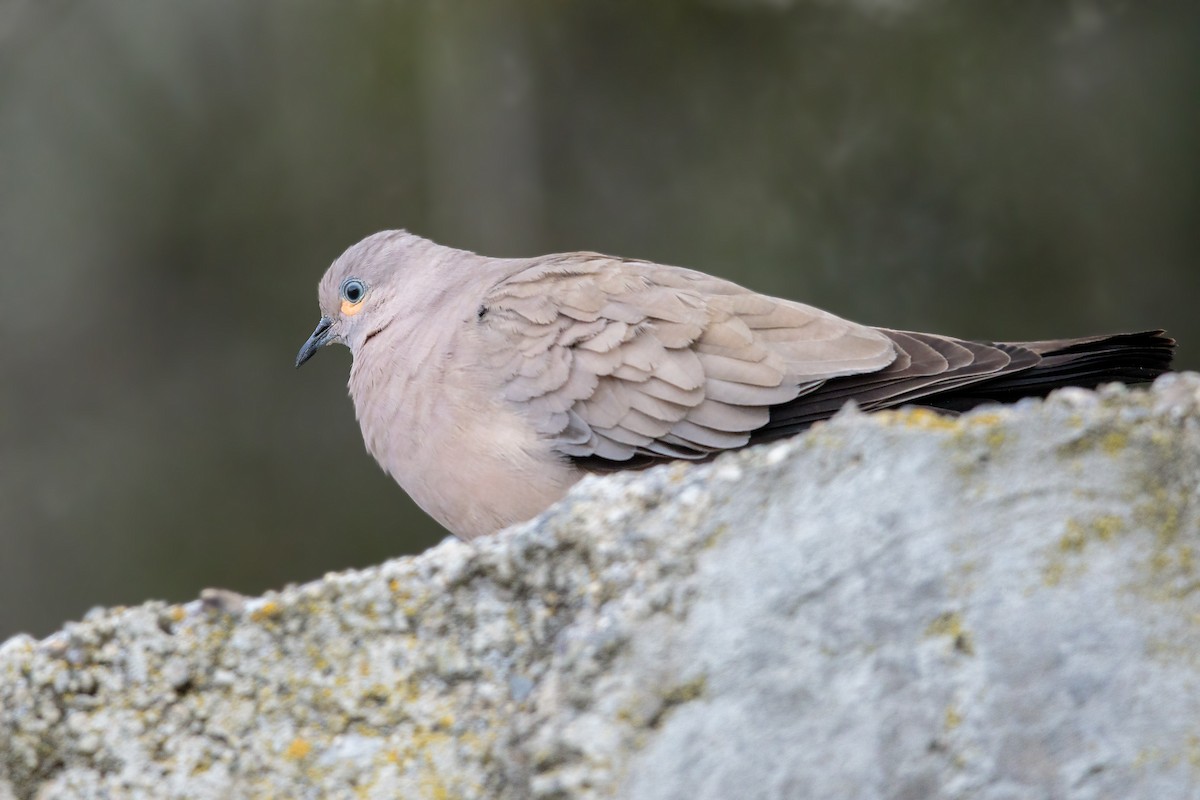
[{"x1": 3, "y1": 374, "x2": 1200, "y2": 800}]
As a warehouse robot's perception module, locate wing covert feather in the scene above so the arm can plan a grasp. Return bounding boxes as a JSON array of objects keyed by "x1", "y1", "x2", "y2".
[{"x1": 477, "y1": 255, "x2": 895, "y2": 464}]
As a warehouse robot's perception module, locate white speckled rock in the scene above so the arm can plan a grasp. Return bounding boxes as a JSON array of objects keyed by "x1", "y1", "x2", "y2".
[{"x1": 3, "y1": 375, "x2": 1200, "y2": 799}]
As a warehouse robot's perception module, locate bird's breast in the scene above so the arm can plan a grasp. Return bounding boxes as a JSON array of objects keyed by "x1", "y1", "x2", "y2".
[{"x1": 347, "y1": 342, "x2": 580, "y2": 539}]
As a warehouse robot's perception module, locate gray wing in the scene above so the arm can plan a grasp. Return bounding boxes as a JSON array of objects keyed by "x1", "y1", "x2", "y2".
[{"x1": 475, "y1": 253, "x2": 896, "y2": 464}]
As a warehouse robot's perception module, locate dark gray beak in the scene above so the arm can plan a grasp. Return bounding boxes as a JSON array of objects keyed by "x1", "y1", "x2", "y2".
[{"x1": 295, "y1": 317, "x2": 334, "y2": 368}]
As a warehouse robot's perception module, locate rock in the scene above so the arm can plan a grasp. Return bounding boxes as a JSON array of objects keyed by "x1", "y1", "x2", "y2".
[{"x1": 3, "y1": 374, "x2": 1200, "y2": 800}]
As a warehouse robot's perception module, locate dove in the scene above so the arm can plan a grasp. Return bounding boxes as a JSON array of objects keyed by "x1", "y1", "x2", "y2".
[{"x1": 296, "y1": 230, "x2": 1174, "y2": 539}]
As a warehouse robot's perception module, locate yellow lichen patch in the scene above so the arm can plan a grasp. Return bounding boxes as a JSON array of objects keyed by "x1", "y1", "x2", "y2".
[
  {"x1": 398, "y1": 676, "x2": 423, "y2": 704},
  {"x1": 1042, "y1": 561, "x2": 1066, "y2": 587},
  {"x1": 1180, "y1": 546, "x2": 1195, "y2": 573},
  {"x1": 924, "y1": 612, "x2": 975, "y2": 656},
  {"x1": 1145, "y1": 489, "x2": 1183, "y2": 547},
  {"x1": 1042, "y1": 514, "x2": 1128, "y2": 588},
  {"x1": 1150, "y1": 634, "x2": 1200, "y2": 670},
  {"x1": 944, "y1": 705, "x2": 962, "y2": 731},
  {"x1": 376, "y1": 708, "x2": 479, "y2": 787},
  {"x1": 881, "y1": 407, "x2": 961, "y2": 432},
  {"x1": 934, "y1": 411, "x2": 1012, "y2": 478},
  {"x1": 701, "y1": 522, "x2": 730, "y2": 551},
  {"x1": 634, "y1": 676, "x2": 709, "y2": 728},
  {"x1": 456, "y1": 729, "x2": 485, "y2": 752},
  {"x1": 410, "y1": 726, "x2": 451, "y2": 751},
  {"x1": 1131, "y1": 734, "x2": 1200, "y2": 772},
  {"x1": 284, "y1": 737, "x2": 312, "y2": 760},
  {"x1": 250, "y1": 601, "x2": 281, "y2": 623},
  {"x1": 168, "y1": 606, "x2": 186, "y2": 623},
  {"x1": 662, "y1": 676, "x2": 707, "y2": 706},
  {"x1": 418, "y1": 776, "x2": 450, "y2": 800},
  {"x1": 1101, "y1": 431, "x2": 1128, "y2": 455},
  {"x1": 1092, "y1": 515, "x2": 1124, "y2": 542},
  {"x1": 1128, "y1": 488, "x2": 1199, "y2": 603},
  {"x1": 615, "y1": 705, "x2": 639, "y2": 725},
  {"x1": 305, "y1": 643, "x2": 331, "y2": 671},
  {"x1": 1058, "y1": 520, "x2": 1088, "y2": 553},
  {"x1": 1056, "y1": 426, "x2": 1130, "y2": 459},
  {"x1": 966, "y1": 412, "x2": 1004, "y2": 428},
  {"x1": 956, "y1": 412, "x2": 1010, "y2": 453},
  {"x1": 1055, "y1": 515, "x2": 1124, "y2": 553},
  {"x1": 360, "y1": 683, "x2": 392, "y2": 707},
  {"x1": 1148, "y1": 427, "x2": 1172, "y2": 446}
]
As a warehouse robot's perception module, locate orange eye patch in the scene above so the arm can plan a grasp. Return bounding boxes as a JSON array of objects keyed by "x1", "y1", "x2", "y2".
[{"x1": 341, "y1": 299, "x2": 365, "y2": 316}]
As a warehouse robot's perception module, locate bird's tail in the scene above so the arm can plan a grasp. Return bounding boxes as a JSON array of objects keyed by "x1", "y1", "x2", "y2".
[
  {"x1": 760, "y1": 329, "x2": 1175, "y2": 435},
  {"x1": 917, "y1": 330, "x2": 1175, "y2": 412}
]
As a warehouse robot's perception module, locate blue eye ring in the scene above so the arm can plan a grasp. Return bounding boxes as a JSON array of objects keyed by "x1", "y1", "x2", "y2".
[{"x1": 341, "y1": 278, "x2": 367, "y2": 304}]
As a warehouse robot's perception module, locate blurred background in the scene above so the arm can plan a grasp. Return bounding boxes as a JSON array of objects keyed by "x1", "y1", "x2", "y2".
[{"x1": 1, "y1": 0, "x2": 1197, "y2": 639}]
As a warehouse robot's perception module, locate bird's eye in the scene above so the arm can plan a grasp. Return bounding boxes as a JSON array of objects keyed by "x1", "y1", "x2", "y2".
[{"x1": 341, "y1": 279, "x2": 367, "y2": 305}]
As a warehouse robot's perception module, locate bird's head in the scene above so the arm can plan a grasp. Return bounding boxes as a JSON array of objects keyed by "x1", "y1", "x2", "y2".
[{"x1": 295, "y1": 230, "x2": 430, "y2": 367}]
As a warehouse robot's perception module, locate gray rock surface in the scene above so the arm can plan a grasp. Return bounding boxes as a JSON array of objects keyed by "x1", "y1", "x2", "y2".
[{"x1": 3, "y1": 374, "x2": 1200, "y2": 800}]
